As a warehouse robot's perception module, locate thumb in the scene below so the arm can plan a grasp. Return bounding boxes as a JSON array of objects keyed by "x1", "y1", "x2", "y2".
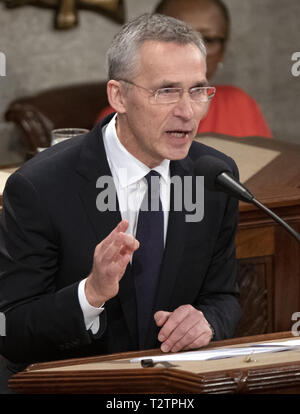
[{"x1": 154, "y1": 310, "x2": 171, "y2": 327}]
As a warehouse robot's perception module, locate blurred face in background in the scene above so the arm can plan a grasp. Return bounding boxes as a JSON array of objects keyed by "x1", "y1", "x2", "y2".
[{"x1": 157, "y1": 0, "x2": 229, "y2": 80}]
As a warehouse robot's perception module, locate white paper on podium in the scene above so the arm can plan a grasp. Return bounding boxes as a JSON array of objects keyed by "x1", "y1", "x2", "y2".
[
  {"x1": 194, "y1": 136, "x2": 281, "y2": 183},
  {"x1": 130, "y1": 339, "x2": 300, "y2": 363}
]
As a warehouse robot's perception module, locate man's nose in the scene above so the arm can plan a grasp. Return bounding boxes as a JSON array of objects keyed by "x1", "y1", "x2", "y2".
[{"x1": 172, "y1": 92, "x2": 194, "y2": 120}]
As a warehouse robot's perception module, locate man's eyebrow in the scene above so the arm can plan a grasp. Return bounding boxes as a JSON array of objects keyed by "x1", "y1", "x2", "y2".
[
  {"x1": 193, "y1": 80, "x2": 209, "y2": 87},
  {"x1": 153, "y1": 81, "x2": 180, "y2": 89},
  {"x1": 154, "y1": 80, "x2": 209, "y2": 89}
]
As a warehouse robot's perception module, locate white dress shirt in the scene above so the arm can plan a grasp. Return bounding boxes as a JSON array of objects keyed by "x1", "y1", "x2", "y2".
[{"x1": 78, "y1": 114, "x2": 170, "y2": 333}]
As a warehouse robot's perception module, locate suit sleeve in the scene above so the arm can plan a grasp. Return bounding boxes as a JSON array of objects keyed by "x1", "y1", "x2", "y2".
[
  {"x1": 195, "y1": 157, "x2": 242, "y2": 340},
  {"x1": 0, "y1": 172, "x2": 105, "y2": 363}
]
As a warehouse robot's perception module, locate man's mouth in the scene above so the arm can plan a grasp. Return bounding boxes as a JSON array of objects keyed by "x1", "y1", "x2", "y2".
[{"x1": 166, "y1": 130, "x2": 192, "y2": 138}]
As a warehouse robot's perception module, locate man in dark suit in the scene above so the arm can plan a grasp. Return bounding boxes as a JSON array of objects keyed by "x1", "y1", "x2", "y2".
[{"x1": 0, "y1": 13, "x2": 241, "y2": 392}]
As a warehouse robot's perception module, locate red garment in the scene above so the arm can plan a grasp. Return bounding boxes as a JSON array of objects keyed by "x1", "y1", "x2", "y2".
[{"x1": 96, "y1": 85, "x2": 272, "y2": 138}]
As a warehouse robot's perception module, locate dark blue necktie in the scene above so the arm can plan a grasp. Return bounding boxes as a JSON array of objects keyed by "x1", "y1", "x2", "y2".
[{"x1": 133, "y1": 170, "x2": 164, "y2": 348}]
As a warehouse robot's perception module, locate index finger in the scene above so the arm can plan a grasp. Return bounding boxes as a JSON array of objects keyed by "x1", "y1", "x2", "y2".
[
  {"x1": 100, "y1": 219, "x2": 129, "y2": 250},
  {"x1": 157, "y1": 306, "x2": 190, "y2": 343}
]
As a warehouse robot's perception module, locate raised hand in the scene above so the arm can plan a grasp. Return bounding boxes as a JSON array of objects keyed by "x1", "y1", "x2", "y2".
[{"x1": 85, "y1": 220, "x2": 139, "y2": 307}]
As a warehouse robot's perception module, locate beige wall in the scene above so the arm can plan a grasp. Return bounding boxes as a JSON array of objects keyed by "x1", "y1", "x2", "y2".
[{"x1": 0, "y1": 0, "x2": 299, "y2": 165}]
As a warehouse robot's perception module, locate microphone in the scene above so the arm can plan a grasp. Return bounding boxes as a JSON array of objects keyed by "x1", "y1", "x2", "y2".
[{"x1": 194, "y1": 155, "x2": 300, "y2": 243}]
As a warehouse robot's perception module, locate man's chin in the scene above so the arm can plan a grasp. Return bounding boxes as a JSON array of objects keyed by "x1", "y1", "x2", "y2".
[{"x1": 166, "y1": 143, "x2": 192, "y2": 161}]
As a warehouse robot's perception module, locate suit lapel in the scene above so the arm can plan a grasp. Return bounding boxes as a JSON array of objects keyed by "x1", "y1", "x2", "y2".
[
  {"x1": 76, "y1": 117, "x2": 138, "y2": 347},
  {"x1": 76, "y1": 120, "x2": 121, "y2": 244}
]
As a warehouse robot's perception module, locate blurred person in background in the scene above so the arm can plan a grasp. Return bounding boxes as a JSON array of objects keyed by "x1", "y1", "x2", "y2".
[{"x1": 97, "y1": 0, "x2": 272, "y2": 138}]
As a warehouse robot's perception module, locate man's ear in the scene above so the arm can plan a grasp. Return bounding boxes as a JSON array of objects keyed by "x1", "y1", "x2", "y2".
[{"x1": 107, "y1": 80, "x2": 127, "y2": 113}]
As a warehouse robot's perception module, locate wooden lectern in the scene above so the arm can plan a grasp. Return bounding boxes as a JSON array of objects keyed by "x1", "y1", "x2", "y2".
[
  {"x1": 212, "y1": 137, "x2": 300, "y2": 338},
  {"x1": 9, "y1": 332, "x2": 300, "y2": 394}
]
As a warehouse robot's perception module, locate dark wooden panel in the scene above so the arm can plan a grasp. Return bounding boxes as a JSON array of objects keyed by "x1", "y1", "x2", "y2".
[
  {"x1": 235, "y1": 138, "x2": 300, "y2": 336},
  {"x1": 235, "y1": 256, "x2": 274, "y2": 337},
  {"x1": 236, "y1": 226, "x2": 275, "y2": 259}
]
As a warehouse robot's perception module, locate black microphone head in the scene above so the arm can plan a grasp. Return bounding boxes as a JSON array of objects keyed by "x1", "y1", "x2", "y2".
[
  {"x1": 194, "y1": 155, "x2": 233, "y2": 191},
  {"x1": 194, "y1": 154, "x2": 254, "y2": 202}
]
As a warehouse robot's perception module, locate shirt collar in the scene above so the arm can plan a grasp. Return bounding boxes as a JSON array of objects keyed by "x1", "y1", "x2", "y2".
[{"x1": 103, "y1": 114, "x2": 170, "y2": 188}]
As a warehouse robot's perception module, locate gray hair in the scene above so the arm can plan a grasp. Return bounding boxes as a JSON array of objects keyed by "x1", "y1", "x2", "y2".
[{"x1": 107, "y1": 13, "x2": 206, "y2": 81}]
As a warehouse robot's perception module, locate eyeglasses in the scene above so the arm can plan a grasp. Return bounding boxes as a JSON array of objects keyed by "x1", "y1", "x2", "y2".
[{"x1": 119, "y1": 79, "x2": 216, "y2": 104}]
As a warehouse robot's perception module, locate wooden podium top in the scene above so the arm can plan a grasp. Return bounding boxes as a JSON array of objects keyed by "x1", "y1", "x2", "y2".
[{"x1": 9, "y1": 332, "x2": 300, "y2": 394}]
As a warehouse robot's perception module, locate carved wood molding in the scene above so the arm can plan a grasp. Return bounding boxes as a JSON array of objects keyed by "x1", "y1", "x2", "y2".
[{"x1": 235, "y1": 256, "x2": 274, "y2": 337}]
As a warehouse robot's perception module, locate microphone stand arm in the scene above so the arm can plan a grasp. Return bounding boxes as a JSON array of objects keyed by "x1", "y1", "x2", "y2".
[
  {"x1": 252, "y1": 198, "x2": 300, "y2": 244},
  {"x1": 215, "y1": 172, "x2": 300, "y2": 244}
]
